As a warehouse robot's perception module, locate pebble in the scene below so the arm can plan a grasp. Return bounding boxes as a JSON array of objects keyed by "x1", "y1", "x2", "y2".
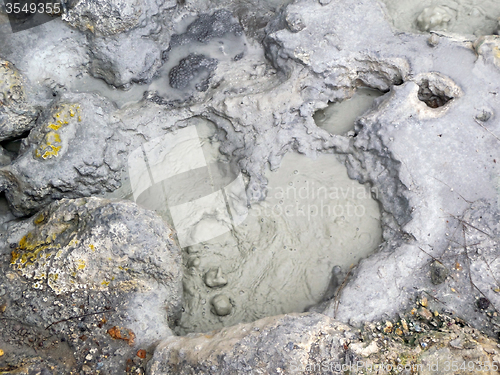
[
  {"x1": 427, "y1": 33, "x2": 440, "y2": 47},
  {"x1": 430, "y1": 261, "x2": 449, "y2": 285},
  {"x1": 204, "y1": 268, "x2": 228, "y2": 288},
  {"x1": 211, "y1": 294, "x2": 232, "y2": 316}
]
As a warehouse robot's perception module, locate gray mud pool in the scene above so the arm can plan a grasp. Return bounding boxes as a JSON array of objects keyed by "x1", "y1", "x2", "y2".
[{"x1": 1, "y1": 0, "x2": 500, "y2": 373}]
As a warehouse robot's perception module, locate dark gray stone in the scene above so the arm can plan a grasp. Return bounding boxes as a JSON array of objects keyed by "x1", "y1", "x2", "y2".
[
  {"x1": 169, "y1": 9, "x2": 243, "y2": 48},
  {"x1": 169, "y1": 53, "x2": 218, "y2": 91},
  {"x1": 0, "y1": 92, "x2": 126, "y2": 217},
  {"x1": 430, "y1": 260, "x2": 449, "y2": 285},
  {"x1": 0, "y1": 58, "x2": 39, "y2": 141}
]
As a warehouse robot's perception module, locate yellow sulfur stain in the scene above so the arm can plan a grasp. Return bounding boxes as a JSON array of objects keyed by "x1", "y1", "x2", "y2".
[
  {"x1": 13, "y1": 233, "x2": 51, "y2": 265},
  {"x1": 33, "y1": 213, "x2": 45, "y2": 225},
  {"x1": 46, "y1": 132, "x2": 61, "y2": 143},
  {"x1": 34, "y1": 104, "x2": 81, "y2": 160},
  {"x1": 77, "y1": 260, "x2": 86, "y2": 270},
  {"x1": 494, "y1": 46, "x2": 500, "y2": 58},
  {"x1": 42, "y1": 145, "x2": 62, "y2": 159}
]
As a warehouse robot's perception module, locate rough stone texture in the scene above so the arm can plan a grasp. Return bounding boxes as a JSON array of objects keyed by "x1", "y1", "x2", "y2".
[
  {"x1": 109, "y1": 0, "x2": 500, "y2": 341},
  {"x1": 168, "y1": 9, "x2": 243, "y2": 47},
  {"x1": 63, "y1": 0, "x2": 148, "y2": 36},
  {"x1": 0, "y1": 0, "x2": 496, "y2": 339},
  {"x1": 88, "y1": 32, "x2": 164, "y2": 88},
  {"x1": 0, "y1": 197, "x2": 182, "y2": 374},
  {"x1": 0, "y1": 356, "x2": 69, "y2": 375},
  {"x1": 0, "y1": 92, "x2": 126, "y2": 217},
  {"x1": 0, "y1": 58, "x2": 39, "y2": 141},
  {"x1": 149, "y1": 311, "x2": 500, "y2": 375},
  {"x1": 148, "y1": 313, "x2": 352, "y2": 374},
  {"x1": 0, "y1": 146, "x2": 13, "y2": 166},
  {"x1": 169, "y1": 53, "x2": 218, "y2": 91},
  {"x1": 63, "y1": 0, "x2": 177, "y2": 88},
  {"x1": 474, "y1": 36, "x2": 500, "y2": 69},
  {"x1": 0, "y1": 18, "x2": 89, "y2": 103}
]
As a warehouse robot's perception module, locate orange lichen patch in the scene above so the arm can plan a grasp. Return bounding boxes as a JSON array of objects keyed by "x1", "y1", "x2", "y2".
[
  {"x1": 136, "y1": 349, "x2": 146, "y2": 359},
  {"x1": 89, "y1": 244, "x2": 95, "y2": 251},
  {"x1": 107, "y1": 326, "x2": 135, "y2": 346}
]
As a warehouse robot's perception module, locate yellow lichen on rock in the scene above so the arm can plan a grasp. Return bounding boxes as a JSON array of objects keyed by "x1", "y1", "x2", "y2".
[
  {"x1": 11, "y1": 232, "x2": 52, "y2": 266},
  {"x1": 34, "y1": 103, "x2": 81, "y2": 160}
]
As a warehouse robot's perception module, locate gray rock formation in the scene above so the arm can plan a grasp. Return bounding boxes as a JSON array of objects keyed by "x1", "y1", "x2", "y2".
[
  {"x1": 169, "y1": 53, "x2": 218, "y2": 91},
  {"x1": 88, "y1": 33, "x2": 164, "y2": 88},
  {"x1": 0, "y1": 197, "x2": 182, "y2": 374},
  {"x1": 149, "y1": 313, "x2": 353, "y2": 374},
  {"x1": 62, "y1": 0, "x2": 177, "y2": 88},
  {"x1": 0, "y1": 92, "x2": 126, "y2": 217},
  {"x1": 63, "y1": 0, "x2": 148, "y2": 36},
  {"x1": 0, "y1": 58, "x2": 40, "y2": 140}
]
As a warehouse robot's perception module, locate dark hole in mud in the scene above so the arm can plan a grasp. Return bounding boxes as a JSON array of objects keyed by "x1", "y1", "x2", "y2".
[{"x1": 418, "y1": 79, "x2": 453, "y2": 108}]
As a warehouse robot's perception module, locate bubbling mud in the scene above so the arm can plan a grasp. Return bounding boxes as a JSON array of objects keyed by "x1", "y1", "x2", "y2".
[
  {"x1": 108, "y1": 117, "x2": 382, "y2": 334},
  {"x1": 176, "y1": 146, "x2": 382, "y2": 333}
]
